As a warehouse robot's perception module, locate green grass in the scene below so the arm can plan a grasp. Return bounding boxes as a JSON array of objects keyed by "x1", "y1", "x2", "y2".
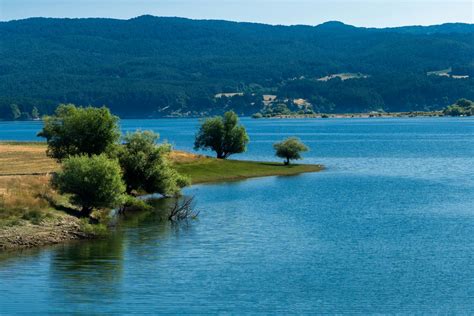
[{"x1": 174, "y1": 157, "x2": 323, "y2": 184}]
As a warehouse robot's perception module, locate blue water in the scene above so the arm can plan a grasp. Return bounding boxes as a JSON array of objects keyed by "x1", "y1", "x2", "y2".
[{"x1": 1, "y1": 117, "x2": 473, "y2": 313}]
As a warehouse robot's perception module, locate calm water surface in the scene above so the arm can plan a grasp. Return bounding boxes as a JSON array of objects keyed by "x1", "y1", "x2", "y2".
[{"x1": 0, "y1": 118, "x2": 473, "y2": 313}]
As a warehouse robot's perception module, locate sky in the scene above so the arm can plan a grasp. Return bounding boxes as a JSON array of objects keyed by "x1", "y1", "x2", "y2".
[{"x1": 0, "y1": 0, "x2": 472, "y2": 27}]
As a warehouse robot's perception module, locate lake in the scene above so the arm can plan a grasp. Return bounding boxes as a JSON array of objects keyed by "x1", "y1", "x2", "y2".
[{"x1": 1, "y1": 117, "x2": 473, "y2": 313}]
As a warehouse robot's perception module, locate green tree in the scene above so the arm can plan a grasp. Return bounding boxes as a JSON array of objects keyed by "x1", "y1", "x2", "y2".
[
  {"x1": 38, "y1": 104, "x2": 120, "y2": 161},
  {"x1": 9, "y1": 104, "x2": 21, "y2": 120},
  {"x1": 31, "y1": 106, "x2": 40, "y2": 119},
  {"x1": 443, "y1": 105, "x2": 464, "y2": 116},
  {"x1": 273, "y1": 137, "x2": 309, "y2": 165},
  {"x1": 52, "y1": 154, "x2": 126, "y2": 216},
  {"x1": 194, "y1": 111, "x2": 249, "y2": 159},
  {"x1": 455, "y1": 98, "x2": 474, "y2": 108},
  {"x1": 117, "y1": 130, "x2": 189, "y2": 195},
  {"x1": 443, "y1": 99, "x2": 474, "y2": 116}
]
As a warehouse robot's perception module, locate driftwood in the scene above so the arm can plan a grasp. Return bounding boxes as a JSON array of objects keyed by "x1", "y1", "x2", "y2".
[{"x1": 167, "y1": 196, "x2": 199, "y2": 222}]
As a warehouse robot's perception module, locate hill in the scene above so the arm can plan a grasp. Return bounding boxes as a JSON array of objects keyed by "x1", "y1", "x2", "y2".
[{"x1": 0, "y1": 16, "x2": 473, "y2": 118}]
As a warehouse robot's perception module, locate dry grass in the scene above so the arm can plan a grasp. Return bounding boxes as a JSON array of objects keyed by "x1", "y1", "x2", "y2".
[
  {"x1": 0, "y1": 143, "x2": 201, "y2": 176},
  {"x1": 168, "y1": 150, "x2": 203, "y2": 163},
  {"x1": 0, "y1": 175, "x2": 59, "y2": 226},
  {"x1": 0, "y1": 143, "x2": 57, "y2": 175}
]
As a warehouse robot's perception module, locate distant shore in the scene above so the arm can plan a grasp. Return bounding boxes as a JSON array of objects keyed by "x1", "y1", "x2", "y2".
[
  {"x1": 0, "y1": 143, "x2": 322, "y2": 251},
  {"x1": 252, "y1": 111, "x2": 446, "y2": 119},
  {"x1": 0, "y1": 111, "x2": 446, "y2": 122}
]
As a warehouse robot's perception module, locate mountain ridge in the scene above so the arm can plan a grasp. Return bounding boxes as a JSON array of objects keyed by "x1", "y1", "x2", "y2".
[
  {"x1": 0, "y1": 15, "x2": 472, "y2": 118},
  {"x1": 3, "y1": 15, "x2": 472, "y2": 32}
]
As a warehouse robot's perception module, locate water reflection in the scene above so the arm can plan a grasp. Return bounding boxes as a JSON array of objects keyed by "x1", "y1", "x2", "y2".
[
  {"x1": 43, "y1": 197, "x2": 200, "y2": 310},
  {"x1": 49, "y1": 233, "x2": 125, "y2": 302}
]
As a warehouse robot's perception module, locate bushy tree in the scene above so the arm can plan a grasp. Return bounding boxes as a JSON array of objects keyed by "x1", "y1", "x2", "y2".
[
  {"x1": 443, "y1": 98, "x2": 474, "y2": 116},
  {"x1": 273, "y1": 137, "x2": 309, "y2": 165},
  {"x1": 455, "y1": 98, "x2": 474, "y2": 108},
  {"x1": 118, "y1": 131, "x2": 189, "y2": 196},
  {"x1": 443, "y1": 105, "x2": 465, "y2": 116},
  {"x1": 38, "y1": 104, "x2": 120, "y2": 161},
  {"x1": 194, "y1": 111, "x2": 249, "y2": 159},
  {"x1": 52, "y1": 154, "x2": 126, "y2": 216}
]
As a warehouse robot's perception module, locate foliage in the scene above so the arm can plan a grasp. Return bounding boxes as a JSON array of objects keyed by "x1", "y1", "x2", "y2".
[
  {"x1": 0, "y1": 17, "x2": 472, "y2": 118},
  {"x1": 443, "y1": 98, "x2": 473, "y2": 116},
  {"x1": 194, "y1": 111, "x2": 249, "y2": 159},
  {"x1": 120, "y1": 195, "x2": 153, "y2": 213},
  {"x1": 38, "y1": 104, "x2": 120, "y2": 161},
  {"x1": 273, "y1": 137, "x2": 309, "y2": 165},
  {"x1": 52, "y1": 154, "x2": 126, "y2": 216},
  {"x1": 79, "y1": 218, "x2": 109, "y2": 236},
  {"x1": 117, "y1": 130, "x2": 189, "y2": 195}
]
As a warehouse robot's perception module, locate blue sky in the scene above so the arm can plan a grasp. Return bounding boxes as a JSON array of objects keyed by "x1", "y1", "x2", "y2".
[{"x1": 1, "y1": 0, "x2": 472, "y2": 27}]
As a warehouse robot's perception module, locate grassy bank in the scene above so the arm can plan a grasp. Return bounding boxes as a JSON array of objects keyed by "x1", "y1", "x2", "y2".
[
  {"x1": 174, "y1": 157, "x2": 322, "y2": 184},
  {"x1": 0, "y1": 142, "x2": 322, "y2": 250}
]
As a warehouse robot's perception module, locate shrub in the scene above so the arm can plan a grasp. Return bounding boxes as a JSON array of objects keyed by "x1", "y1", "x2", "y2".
[
  {"x1": 443, "y1": 98, "x2": 474, "y2": 116},
  {"x1": 273, "y1": 137, "x2": 309, "y2": 165},
  {"x1": 117, "y1": 130, "x2": 189, "y2": 196},
  {"x1": 79, "y1": 218, "x2": 108, "y2": 237},
  {"x1": 52, "y1": 154, "x2": 126, "y2": 216}
]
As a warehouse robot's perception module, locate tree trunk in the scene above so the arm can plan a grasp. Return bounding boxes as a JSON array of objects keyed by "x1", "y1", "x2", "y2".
[
  {"x1": 81, "y1": 205, "x2": 94, "y2": 217},
  {"x1": 285, "y1": 157, "x2": 290, "y2": 165}
]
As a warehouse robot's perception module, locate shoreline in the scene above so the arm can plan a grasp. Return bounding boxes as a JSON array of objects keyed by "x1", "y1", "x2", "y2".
[
  {"x1": 0, "y1": 215, "x2": 96, "y2": 251},
  {"x1": 0, "y1": 143, "x2": 322, "y2": 251},
  {"x1": 253, "y1": 111, "x2": 446, "y2": 119},
  {"x1": 0, "y1": 111, "x2": 460, "y2": 122}
]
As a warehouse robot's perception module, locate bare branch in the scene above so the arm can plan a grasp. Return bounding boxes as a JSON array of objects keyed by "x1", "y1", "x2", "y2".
[{"x1": 167, "y1": 196, "x2": 200, "y2": 222}]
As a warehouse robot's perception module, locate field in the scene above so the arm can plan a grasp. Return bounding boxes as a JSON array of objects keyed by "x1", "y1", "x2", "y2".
[{"x1": 0, "y1": 142, "x2": 57, "y2": 176}]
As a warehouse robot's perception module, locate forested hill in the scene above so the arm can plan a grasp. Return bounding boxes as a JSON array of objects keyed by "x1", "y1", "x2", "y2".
[{"x1": 0, "y1": 16, "x2": 473, "y2": 118}]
